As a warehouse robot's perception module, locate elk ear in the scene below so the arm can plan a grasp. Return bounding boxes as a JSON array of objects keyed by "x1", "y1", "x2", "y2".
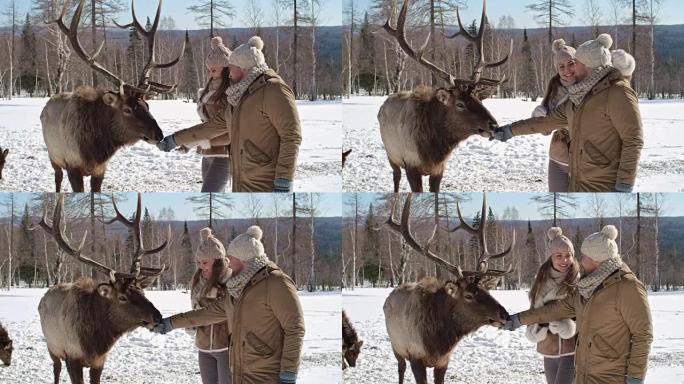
[
  {"x1": 97, "y1": 283, "x2": 114, "y2": 299},
  {"x1": 136, "y1": 275, "x2": 158, "y2": 289},
  {"x1": 102, "y1": 92, "x2": 120, "y2": 107},
  {"x1": 2, "y1": 149, "x2": 8, "y2": 157},
  {"x1": 357, "y1": 340, "x2": 364, "y2": 348},
  {"x1": 5, "y1": 341, "x2": 11, "y2": 349},
  {"x1": 444, "y1": 281, "x2": 459, "y2": 297},
  {"x1": 481, "y1": 276, "x2": 501, "y2": 290},
  {"x1": 435, "y1": 89, "x2": 451, "y2": 106}
]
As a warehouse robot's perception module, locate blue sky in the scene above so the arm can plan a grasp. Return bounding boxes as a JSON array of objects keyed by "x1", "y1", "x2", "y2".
[
  {"x1": 347, "y1": 193, "x2": 684, "y2": 220},
  {"x1": 3, "y1": 193, "x2": 343, "y2": 220},
  {"x1": 2, "y1": 0, "x2": 343, "y2": 28},
  {"x1": 354, "y1": 0, "x2": 684, "y2": 27}
]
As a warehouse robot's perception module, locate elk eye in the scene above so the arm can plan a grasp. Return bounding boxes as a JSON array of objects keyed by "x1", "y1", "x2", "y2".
[
  {"x1": 123, "y1": 106, "x2": 133, "y2": 115},
  {"x1": 118, "y1": 295, "x2": 128, "y2": 302},
  {"x1": 464, "y1": 293, "x2": 474, "y2": 301},
  {"x1": 456, "y1": 102, "x2": 466, "y2": 110}
]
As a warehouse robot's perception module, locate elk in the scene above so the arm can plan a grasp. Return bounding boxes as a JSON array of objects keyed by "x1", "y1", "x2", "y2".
[
  {"x1": 342, "y1": 310, "x2": 363, "y2": 370},
  {"x1": 41, "y1": 0, "x2": 184, "y2": 192},
  {"x1": 35, "y1": 193, "x2": 168, "y2": 384},
  {"x1": 383, "y1": 193, "x2": 515, "y2": 384},
  {"x1": 0, "y1": 146, "x2": 8, "y2": 180},
  {"x1": 378, "y1": 0, "x2": 511, "y2": 192},
  {"x1": 0, "y1": 322, "x2": 12, "y2": 366}
]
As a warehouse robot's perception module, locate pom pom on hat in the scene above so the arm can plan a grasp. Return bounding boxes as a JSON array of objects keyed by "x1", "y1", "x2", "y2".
[
  {"x1": 601, "y1": 225, "x2": 618, "y2": 241},
  {"x1": 246, "y1": 225, "x2": 263, "y2": 241},
  {"x1": 547, "y1": 226, "x2": 563, "y2": 240},
  {"x1": 596, "y1": 33, "x2": 613, "y2": 49},
  {"x1": 552, "y1": 39, "x2": 567, "y2": 54},
  {"x1": 211, "y1": 36, "x2": 223, "y2": 49},
  {"x1": 200, "y1": 227, "x2": 213, "y2": 240},
  {"x1": 248, "y1": 36, "x2": 264, "y2": 51}
]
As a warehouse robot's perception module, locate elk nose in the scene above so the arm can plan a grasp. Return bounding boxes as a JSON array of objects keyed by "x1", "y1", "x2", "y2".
[{"x1": 488, "y1": 120, "x2": 499, "y2": 130}]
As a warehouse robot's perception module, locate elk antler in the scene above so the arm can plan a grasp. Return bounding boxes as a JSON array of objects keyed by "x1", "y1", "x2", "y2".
[
  {"x1": 32, "y1": 194, "x2": 117, "y2": 282},
  {"x1": 102, "y1": 193, "x2": 169, "y2": 279},
  {"x1": 445, "y1": 0, "x2": 512, "y2": 85},
  {"x1": 445, "y1": 193, "x2": 515, "y2": 278},
  {"x1": 113, "y1": 0, "x2": 186, "y2": 93},
  {"x1": 383, "y1": 0, "x2": 456, "y2": 86}
]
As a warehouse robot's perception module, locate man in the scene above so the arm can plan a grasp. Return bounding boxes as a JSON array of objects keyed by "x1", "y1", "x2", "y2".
[
  {"x1": 154, "y1": 226, "x2": 306, "y2": 384},
  {"x1": 504, "y1": 225, "x2": 653, "y2": 384},
  {"x1": 220, "y1": 36, "x2": 302, "y2": 192},
  {"x1": 492, "y1": 33, "x2": 643, "y2": 193}
]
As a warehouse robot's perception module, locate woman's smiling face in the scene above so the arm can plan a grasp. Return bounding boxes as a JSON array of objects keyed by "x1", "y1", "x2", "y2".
[
  {"x1": 557, "y1": 58, "x2": 577, "y2": 84},
  {"x1": 551, "y1": 251, "x2": 573, "y2": 273}
]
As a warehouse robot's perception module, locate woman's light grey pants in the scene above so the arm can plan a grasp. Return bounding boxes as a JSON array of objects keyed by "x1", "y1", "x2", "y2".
[
  {"x1": 198, "y1": 350, "x2": 232, "y2": 384},
  {"x1": 548, "y1": 160, "x2": 569, "y2": 192},
  {"x1": 201, "y1": 157, "x2": 231, "y2": 193},
  {"x1": 543, "y1": 355, "x2": 575, "y2": 384}
]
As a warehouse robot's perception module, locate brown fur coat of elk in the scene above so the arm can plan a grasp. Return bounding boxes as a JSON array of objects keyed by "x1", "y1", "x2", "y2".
[
  {"x1": 35, "y1": 193, "x2": 168, "y2": 384},
  {"x1": 383, "y1": 193, "x2": 515, "y2": 384},
  {"x1": 0, "y1": 321, "x2": 13, "y2": 366},
  {"x1": 342, "y1": 310, "x2": 364, "y2": 369},
  {"x1": 41, "y1": 0, "x2": 184, "y2": 192},
  {"x1": 378, "y1": 0, "x2": 511, "y2": 192}
]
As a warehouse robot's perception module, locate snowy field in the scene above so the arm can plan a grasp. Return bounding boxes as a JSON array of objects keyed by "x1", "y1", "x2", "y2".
[
  {"x1": 343, "y1": 288, "x2": 684, "y2": 384},
  {"x1": 0, "y1": 97, "x2": 341, "y2": 192},
  {"x1": 343, "y1": 96, "x2": 684, "y2": 192},
  {"x1": 0, "y1": 288, "x2": 341, "y2": 384}
]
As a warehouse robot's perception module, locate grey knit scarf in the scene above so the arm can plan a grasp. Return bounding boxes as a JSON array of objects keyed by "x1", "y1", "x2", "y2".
[
  {"x1": 224, "y1": 63, "x2": 270, "y2": 107},
  {"x1": 577, "y1": 257, "x2": 623, "y2": 299},
  {"x1": 567, "y1": 65, "x2": 613, "y2": 106},
  {"x1": 225, "y1": 254, "x2": 270, "y2": 299}
]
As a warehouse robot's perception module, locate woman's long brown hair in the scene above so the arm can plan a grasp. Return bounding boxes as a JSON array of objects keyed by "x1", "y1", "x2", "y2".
[
  {"x1": 190, "y1": 257, "x2": 229, "y2": 298},
  {"x1": 528, "y1": 254, "x2": 580, "y2": 308},
  {"x1": 198, "y1": 67, "x2": 231, "y2": 104}
]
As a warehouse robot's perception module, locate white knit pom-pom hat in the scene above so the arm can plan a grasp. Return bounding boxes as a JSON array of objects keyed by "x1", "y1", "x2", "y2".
[
  {"x1": 228, "y1": 36, "x2": 266, "y2": 69},
  {"x1": 580, "y1": 225, "x2": 620, "y2": 262},
  {"x1": 205, "y1": 36, "x2": 232, "y2": 68},
  {"x1": 547, "y1": 226, "x2": 575, "y2": 257},
  {"x1": 226, "y1": 225, "x2": 267, "y2": 261},
  {"x1": 196, "y1": 227, "x2": 226, "y2": 260},
  {"x1": 575, "y1": 33, "x2": 614, "y2": 68}
]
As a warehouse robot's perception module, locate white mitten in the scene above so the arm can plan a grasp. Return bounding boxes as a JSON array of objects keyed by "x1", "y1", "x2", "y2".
[
  {"x1": 525, "y1": 323, "x2": 548, "y2": 343},
  {"x1": 532, "y1": 105, "x2": 548, "y2": 118},
  {"x1": 184, "y1": 327, "x2": 197, "y2": 337},
  {"x1": 549, "y1": 319, "x2": 576, "y2": 339}
]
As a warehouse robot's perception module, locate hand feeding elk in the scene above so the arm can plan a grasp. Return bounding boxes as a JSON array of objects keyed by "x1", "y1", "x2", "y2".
[
  {"x1": 378, "y1": 0, "x2": 511, "y2": 192},
  {"x1": 383, "y1": 193, "x2": 515, "y2": 384},
  {"x1": 342, "y1": 310, "x2": 364, "y2": 369},
  {"x1": 0, "y1": 146, "x2": 8, "y2": 180},
  {"x1": 41, "y1": 0, "x2": 184, "y2": 192},
  {"x1": 35, "y1": 193, "x2": 169, "y2": 384},
  {"x1": 0, "y1": 322, "x2": 13, "y2": 366}
]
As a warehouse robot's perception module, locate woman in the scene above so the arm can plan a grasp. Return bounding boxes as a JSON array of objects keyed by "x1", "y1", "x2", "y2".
[
  {"x1": 532, "y1": 39, "x2": 577, "y2": 192},
  {"x1": 189, "y1": 227, "x2": 232, "y2": 384},
  {"x1": 526, "y1": 227, "x2": 580, "y2": 384},
  {"x1": 157, "y1": 36, "x2": 232, "y2": 192}
]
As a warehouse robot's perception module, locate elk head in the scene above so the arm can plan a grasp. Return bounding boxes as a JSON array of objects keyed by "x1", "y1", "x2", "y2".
[
  {"x1": 34, "y1": 193, "x2": 169, "y2": 330},
  {"x1": 384, "y1": 0, "x2": 511, "y2": 138},
  {"x1": 0, "y1": 338, "x2": 12, "y2": 366},
  {"x1": 52, "y1": 0, "x2": 183, "y2": 144},
  {"x1": 0, "y1": 147, "x2": 7, "y2": 180},
  {"x1": 343, "y1": 340, "x2": 363, "y2": 368},
  {"x1": 386, "y1": 193, "x2": 515, "y2": 329}
]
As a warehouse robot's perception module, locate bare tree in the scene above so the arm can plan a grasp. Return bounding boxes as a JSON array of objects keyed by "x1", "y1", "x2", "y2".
[
  {"x1": 186, "y1": 193, "x2": 234, "y2": 228},
  {"x1": 585, "y1": 194, "x2": 607, "y2": 231},
  {"x1": 525, "y1": 0, "x2": 574, "y2": 44},
  {"x1": 298, "y1": 193, "x2": 320, "y2": 291},
  {"x1": 608, "y1": 0, "x2": 623, "y2": 47},
  {"x1": 1, "y1": 0, "x2": 18, "y2": 99},
  {"x1": 583, "y1": 0, "x2": 602, "y2": 37},
  {"x1": 188, "y1": 0, "x2": 236, "y2": 38},
  {"x1": 244, "y1": 0, "x2": 264, "y2": 35},
  {"x1": 243, "y1": 194, "x2": 264, "y2": 225}
]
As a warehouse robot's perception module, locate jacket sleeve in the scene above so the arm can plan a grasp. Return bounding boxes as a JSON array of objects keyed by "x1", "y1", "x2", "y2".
[
  {"x1": 619, "y1": 278, "x2": 653, "y2": 379},
  {"x1": 264, "y1": 81, "x2": 302, "y2": 181},
  {"x1": 169, "y1": 295, "x2": 232, "y2": 329},
  {"x1": 518, "y1": 292, "x2": 577, "y2": 325},
  {"x1": 267, "y1": 274, "x2": 305, "y2": 374},
  {"x1": 511, "y1": 103, "x2": 569, "y2": 136},
  {"x1": 607, "y1": 85, "x2": 643, "y2": 186},
  {"x1": 174, "y1": 102, "x2": 230, "y2": 148}
]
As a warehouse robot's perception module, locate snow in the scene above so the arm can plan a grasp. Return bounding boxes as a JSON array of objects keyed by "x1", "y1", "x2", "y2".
[
  {"x1": 0, "y1": 97, "x2": 341, "y2": 192},
  {"x1": 0, "y1": 288, "x2": 341, "y2": 384},
  {"x1": 343, "y1": 96, "x2": 684, "y2": 192},
  {"x1": 342, "y1": 288, "x2": 684, "y2": 384}
]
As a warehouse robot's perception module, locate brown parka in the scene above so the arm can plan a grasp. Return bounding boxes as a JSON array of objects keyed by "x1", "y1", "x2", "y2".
[
  {"x1": 174, "y1": 88, "x2": 231, "y2": 156},
  {"x1": 190, "y1": 281, "x2": 231, "y2": 352},
  {"x1": 518, "y1": 264, "x2": 653, "y2": 384},
  {"x1": 169, "y1": 262, "x2": 306, "y2": 384},
  {"x1": 220, "y1": 70, "x2": 302, "y2": 192},
  {"x1": 511, "y1": 68, "x2": 643, "y2": 192}
]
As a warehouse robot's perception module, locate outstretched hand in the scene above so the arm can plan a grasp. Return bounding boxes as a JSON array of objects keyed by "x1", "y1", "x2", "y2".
[
  {"x1": 156, "y1": 135, "x2": 178, "y2": 152},
  {"x1": 151, "y1": 317, "x2": 173, "y2": 335},
  {"x1": 502, "y1": 313, "x2": 522, "y2": 331},
  {"x1": 489, "y1": 124, "x2": 513, "y2": 142}
]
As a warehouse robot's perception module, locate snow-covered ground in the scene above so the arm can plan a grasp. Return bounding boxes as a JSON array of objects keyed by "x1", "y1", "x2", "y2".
[
  {"x1": 343, "y1": 288, "x2": 684, "y2": 384},
  {"x1": 343, "y1": 96, "x2": 684, "y2": 192},
  {"x1": 0, "y1": 288, "x2": 341, "y2": 384},
  {"x1": 0, "y1": 97, "x2": 341, "y2": 192}
]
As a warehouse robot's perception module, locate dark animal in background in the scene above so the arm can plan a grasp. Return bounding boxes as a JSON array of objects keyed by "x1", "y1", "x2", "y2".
[
  {"x1": 342, "y1": 149, "x2": 352, "y2": 168},
  {"x1": 41, "y1": 0, "x2": 184, "y2": 192},
  {"x1": 383, "y1": 193, "x2": 515, "y2": 384},
  {"x1": 377, "y1": 0, "x2": 510, "y2": 192},
  {"x1": 0, "y1": 147, "x2": 8, "y2": 180},
  {"x1": 342, "y1": 310, "x2": 364, "y2": 369},
  {"x1": 36, "y1": 193, "x2": 168, "y2": 384},
  {"x1": 0, "y1": 322, "x2": 13, "y2": 366}
]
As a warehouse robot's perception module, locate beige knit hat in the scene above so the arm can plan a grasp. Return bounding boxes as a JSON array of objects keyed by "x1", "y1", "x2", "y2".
[
  {"x1": 575, "y1": 33, "x2": 613, "y2": 68},
  {"x1": 205, "y1": 36, "x2": 232, "y2": 68},
  {"x1": 580, "y1": 225, "x2": 620, "y2": 262},
  {"x1": 228, "y1": 36, "x2": 266, "y2": 69},
  {"x1": 547, "y1": 227, "x2": 575, "y2": 256},
  {"x1": 226, "y1": 225, "x2": 266, "y2": 261},
  {"x1": 611, "y1": 49, "x2": 636, "y2": 77},
  {"x1": 552, "y1": 39, "x2": 576, "y2": 68},
  {"x1": 196, "y1": 227, "x2": 226, "y2": 260}
]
